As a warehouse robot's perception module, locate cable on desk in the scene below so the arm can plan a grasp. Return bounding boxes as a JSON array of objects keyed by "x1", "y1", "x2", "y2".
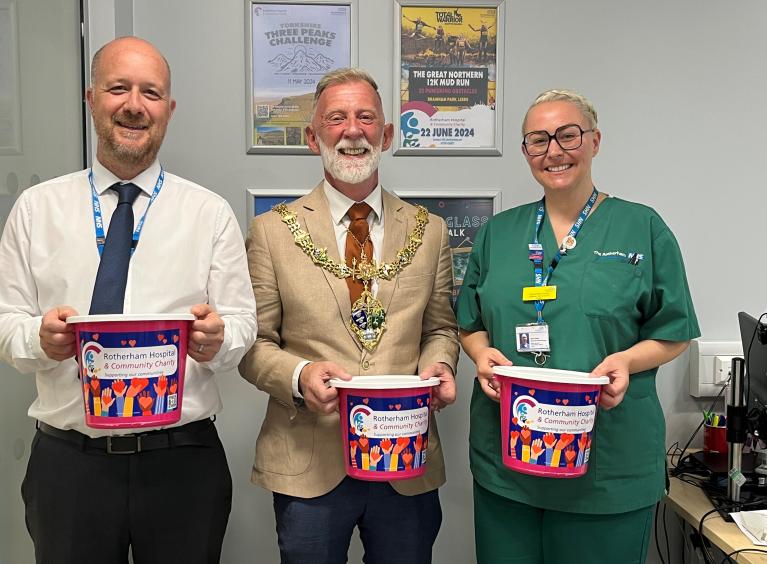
[{"x1": 720, "y1": 547, "x2": 767, "y2": 563}]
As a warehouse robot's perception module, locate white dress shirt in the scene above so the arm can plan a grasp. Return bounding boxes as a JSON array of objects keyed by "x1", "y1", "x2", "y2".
[
  {"x1": 291, "y1": 181, "x2": 384, "y2": 398},
  {"x1": 0, "y1": 159, "x2": 257, "y2": 437}
]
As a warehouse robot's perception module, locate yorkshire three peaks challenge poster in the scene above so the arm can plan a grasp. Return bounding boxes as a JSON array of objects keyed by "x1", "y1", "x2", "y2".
[{"x1": 248, "y1": 2, "x2": 353, "y2": 153}]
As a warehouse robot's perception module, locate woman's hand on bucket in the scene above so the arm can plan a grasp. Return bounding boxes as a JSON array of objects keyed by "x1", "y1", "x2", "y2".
[
  {"x1": 590, "y1": 352, "x2": 630, "y2": 410},
  {"x1": 420, "y1": 362, "x2": 456, "y2": 412},
  {"x1": 299, "y1": 361, "x2": 351, "y2": 414},
  {"x1": 475, "y1": 347, "x2": 512, "y2": 403}
]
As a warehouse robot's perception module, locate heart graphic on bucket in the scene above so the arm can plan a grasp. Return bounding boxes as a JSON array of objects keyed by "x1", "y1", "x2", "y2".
[
  {"x1": 494, "y1": 366, "x2": 609, "y2": 478},
  {"x1": 330, "y1": 375, "x2": 439, "y2": 481},
  {"x1": 67, "y1": 314, "x2": 194, "y2": 429}
]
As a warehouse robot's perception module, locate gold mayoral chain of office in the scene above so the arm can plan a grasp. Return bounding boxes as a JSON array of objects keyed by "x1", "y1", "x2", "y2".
[{"x1": 273, "y1": 203, "x2": 429, "y2": 351}]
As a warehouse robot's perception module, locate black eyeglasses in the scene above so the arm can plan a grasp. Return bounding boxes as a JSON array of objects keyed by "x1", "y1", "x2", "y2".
[{"x1": 522, "y1": 124, "x2": 595, "y2": 156}]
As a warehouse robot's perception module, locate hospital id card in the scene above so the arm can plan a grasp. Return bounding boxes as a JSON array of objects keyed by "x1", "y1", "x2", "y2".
[{"x1": 515, "y1": 323, "x2": 550, "y2": 353}]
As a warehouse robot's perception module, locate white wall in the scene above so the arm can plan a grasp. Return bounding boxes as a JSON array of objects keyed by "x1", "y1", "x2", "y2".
[
  {"x1": 2, "y1": 1, "x2": 766, "y2": 563},
  {"x1": 0, "y1": 1, "x2": 83, "y2": 563}
]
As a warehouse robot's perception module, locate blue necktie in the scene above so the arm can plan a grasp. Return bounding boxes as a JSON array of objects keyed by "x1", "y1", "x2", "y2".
[{"x1": 89, "y1": 182, "x2": 142, "y2": 314}]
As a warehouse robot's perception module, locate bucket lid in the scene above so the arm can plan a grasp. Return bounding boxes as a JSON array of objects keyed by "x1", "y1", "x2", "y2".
[
  {"x1": 329, "y1": 375, "x2": 440, "y2": 389},
  {"x1": 67, "y1": 313, "x2": 196, "y2": 324},
  {"x1": 493, "y1": 365, "x2": 610, "y2": 386}
]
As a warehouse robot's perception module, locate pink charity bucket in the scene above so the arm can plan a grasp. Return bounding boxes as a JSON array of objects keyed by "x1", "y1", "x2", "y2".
[
  {"x1": 494, "y1": 366, "x2": 610, "y2": 478},
  {"x1": 330, "y1": 375, "x2": 439, "y2": 481},
  {"x1": 67, "y1": 314, "x2": 194, "y2": 429}
]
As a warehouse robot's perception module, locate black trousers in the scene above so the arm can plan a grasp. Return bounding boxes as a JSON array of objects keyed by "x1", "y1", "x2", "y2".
[
  {"x1": 274, "y1": 476, "x2": 442, "y2": 564},
  {"x1": 21, "y1": 420, "x2": 232, "y2": 564}
]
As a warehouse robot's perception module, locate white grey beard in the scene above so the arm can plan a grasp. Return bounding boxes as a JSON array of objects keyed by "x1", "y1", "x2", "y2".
[{"x1": 318, "y1": 138, "x2": 381, "y2": 185}]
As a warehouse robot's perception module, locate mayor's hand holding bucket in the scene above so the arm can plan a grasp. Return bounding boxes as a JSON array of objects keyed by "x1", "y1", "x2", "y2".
[
  {"x1": 40, "y1": 306, "x2": 79, "y2": 361},
  {"x1": 299, "y1": 361, "x2": 352, "y2": 414},
  {"x1": 419, "y1": 362, "x2": 456, "y2": 411},
  {"x1": 187, "y1": 304, "x2": 225, "y2": 363},
  {"x1": 590, "y1": 351, "x2": 631, "y2": 410}
]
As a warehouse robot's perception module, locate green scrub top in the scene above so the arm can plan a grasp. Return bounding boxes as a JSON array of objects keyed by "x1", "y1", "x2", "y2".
[{"x1": 456, "y1": 196, "x2": 700, "y2": 514}]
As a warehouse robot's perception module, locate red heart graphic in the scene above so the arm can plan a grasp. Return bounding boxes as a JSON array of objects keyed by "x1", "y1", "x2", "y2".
[
  {"x1": 128, "y1": 339, "x2": 137, "y2": 347},
  {"x1": 92, "y1": 333, "x2": 99, "y2": 340},
  {"x1": 173, "y1": 335, "x2": 179, "y2": 343},
  {"x1": 157, "y1": 334, "x2": 165, "y2": 342},
  {"x1": 389, "y1": 404, "x2": 394, "y2": 409},
  {"x1": 511, "y1": 417, "x2": 518, "y2": 425},
  {"x1": 562, "y1": 399, "x2": 569, "y2": 405},
  {"x1": 120, "y1": 340, "x2": 127, "y2": 346},
  {"x1": 417, "y1": 398, "x2": 423, "y2": 405},
  {"x1": 362, "y1": 398, "x2": 369, "y2": 404},
  {"x1": 162, "y1": 339, "x2": 167, "y2": 344},
  {"x1": 395, "y1": 404, "x2": 401, "y2": 410},
  {"x1": 528, "y1": 389, "x2": 536, "y2": 396},
  {"x1": 555, "y1": 398, "x2": 561, "y2": 404}
]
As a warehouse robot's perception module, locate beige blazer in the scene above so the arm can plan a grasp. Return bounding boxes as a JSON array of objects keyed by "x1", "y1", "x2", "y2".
[{"x1": 239, "y1": 183, "x2": 459, "y2": 498}]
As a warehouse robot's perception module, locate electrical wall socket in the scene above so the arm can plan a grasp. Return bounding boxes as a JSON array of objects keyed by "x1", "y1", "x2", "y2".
[
  {"x1": 689, "y1": 340, "x2": 743, "y2": 397},
  {"x1": 714, "y1": 355, "x2": 735, "y2": 384}
]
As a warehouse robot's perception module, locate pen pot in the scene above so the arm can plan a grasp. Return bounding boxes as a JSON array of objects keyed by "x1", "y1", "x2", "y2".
[{"x1": 703, "y1": 423, "x2": 728, "y2": 454}]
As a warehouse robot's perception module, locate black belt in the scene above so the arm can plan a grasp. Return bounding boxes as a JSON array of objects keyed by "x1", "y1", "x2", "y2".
[{"x1": 37, "y1": 418, "x2": 214, "y2": 454}]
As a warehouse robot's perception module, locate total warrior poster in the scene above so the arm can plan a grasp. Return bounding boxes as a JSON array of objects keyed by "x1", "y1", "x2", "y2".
[{"x1": 398, "y1": 5, "x2": 498, "y2": 151}]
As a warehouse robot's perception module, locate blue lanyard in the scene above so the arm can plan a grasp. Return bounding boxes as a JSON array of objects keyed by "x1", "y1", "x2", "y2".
[
  {"x1": 88, "y1": 169, "x2": 164, "y2": 256},
  {"x1": 529, "y1": 187, "x2": 598, "y2": 323}
]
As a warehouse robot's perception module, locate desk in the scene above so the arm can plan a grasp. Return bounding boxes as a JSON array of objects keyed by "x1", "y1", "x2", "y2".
[{"x1": 666, "y1": 475, "x2": 767, "y2": 563}]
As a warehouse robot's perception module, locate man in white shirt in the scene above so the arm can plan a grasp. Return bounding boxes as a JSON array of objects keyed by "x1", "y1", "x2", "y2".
[
  {"x1": 0, "y1": 37, "x2": 256, "y2": 564},
  {"x1": 239, "y1": 68, "x2": 458, "y2": 564}
]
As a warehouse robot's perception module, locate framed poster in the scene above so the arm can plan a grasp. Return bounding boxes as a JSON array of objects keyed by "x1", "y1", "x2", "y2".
[
  {"x1": 393, "y1": 0, "x2": 504, "y2": 156},
  {"x1": 0, "y1": 0, "x2": 21, "y2": 155},
  {"x1": 247, "y1": 188, "x2": 309, "y2": 220},
  {"x1": 246, "y1": 0, "x2": 357, "y2": 154},
  {"x1": 395, "y1": 190, "x2": 500, "y2": 303},
  {"x1": 247, "y1": 188, "x2": 501, "y2": 305}
]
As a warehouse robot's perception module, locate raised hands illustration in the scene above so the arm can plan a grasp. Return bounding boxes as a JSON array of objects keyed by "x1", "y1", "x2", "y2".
[
  {"x1": 100, "y1": 388, "x2": 115, "y2": 415},
  {"x1": 402, "y1": 449, "x2": 414, "y2": 470},
  {"x1": 530, "y1": 438, "x2": 544, "y2": 463},
  {"x1": 127, "y1": 378, "x2": 149, "y2": 398},
  {"x1": 153, "y1": 375, "x2": 168, "y2": 414},
  {"x1": 413, "y1": 434, "x2": 424, "y2": 468},
  {"x1": 565, "y1": 445, "x2": 577, "y2": 468},
  {"x1": 369, "y1": 445, "x2": 382, "y2": 470},
  {"x1": 509, "y1": 430, "x2": 520, "y2": 459},
  {"x1": 380, "y1": 438, "x2": 394, "y2": 469},
  {"x1": 543, "y1": 432, "x2": 556, "y2": 466},
  {"x1": 349, "y1": 440, "x2": 358, "y2": 469},
  {"x1": 138, "y1": 391, "x2": 154, "y2": 416}
]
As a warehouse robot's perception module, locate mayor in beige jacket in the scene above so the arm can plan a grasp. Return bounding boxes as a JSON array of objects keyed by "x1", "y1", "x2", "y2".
[{"x1": 239, "y1": 68, "x2": 459, "y2": 564}]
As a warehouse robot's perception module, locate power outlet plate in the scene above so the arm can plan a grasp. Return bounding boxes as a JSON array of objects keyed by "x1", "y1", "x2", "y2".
[{"x1": 689, "y1": 340, "x2": 743, "y2": 397}]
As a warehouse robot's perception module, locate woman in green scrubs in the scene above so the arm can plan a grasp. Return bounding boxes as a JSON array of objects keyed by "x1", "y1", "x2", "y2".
[{"x1": 456, "y1": 90, "x2": 700, "y2": 564}]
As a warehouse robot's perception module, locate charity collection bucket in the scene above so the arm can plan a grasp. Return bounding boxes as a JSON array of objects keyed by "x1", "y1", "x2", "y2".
[
  {"x1": 494, "y1": 366, "x2": 610, "y2": 478},
  {"x1": 330, "y1": 375, "x2": 439, "y2": 481},
  {"x1": 67, "y1": 314, "x2": 194, "y2": 429}
]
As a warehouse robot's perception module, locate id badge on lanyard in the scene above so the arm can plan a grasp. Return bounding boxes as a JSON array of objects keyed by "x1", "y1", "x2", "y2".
[{"x1": 516, "y1": 188, "x2": 598, "y2": 365}]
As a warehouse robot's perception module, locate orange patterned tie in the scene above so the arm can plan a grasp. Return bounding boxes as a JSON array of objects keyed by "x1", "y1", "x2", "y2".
[{"x1": 345, "y1": 202, "x2": 374, "y2": 303}]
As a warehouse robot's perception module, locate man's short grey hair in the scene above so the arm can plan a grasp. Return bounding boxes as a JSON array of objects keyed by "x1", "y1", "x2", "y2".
[
  {"x1": 312, "y1": 67, "x2": 381, "y2": 112},
  {"x1": 522, "y1": 89, "x2": 598, "y2": 135}
]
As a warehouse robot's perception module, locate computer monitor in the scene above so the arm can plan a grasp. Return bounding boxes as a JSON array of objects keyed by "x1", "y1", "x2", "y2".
[{"x1": 738, "y1": 312, "x2": 767, "y2": 409}]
